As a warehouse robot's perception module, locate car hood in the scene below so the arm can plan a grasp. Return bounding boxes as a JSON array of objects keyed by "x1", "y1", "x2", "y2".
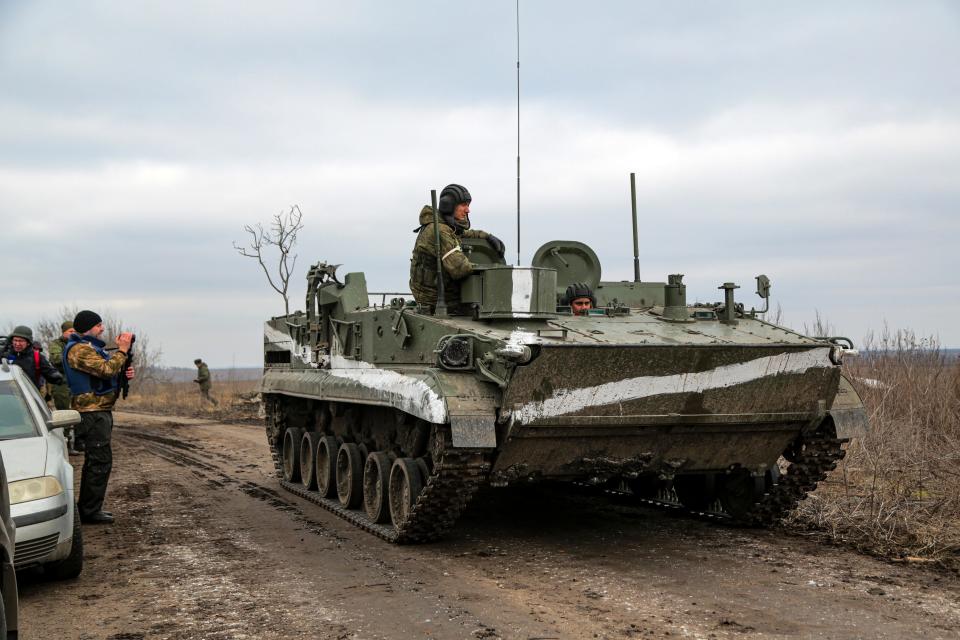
[{"x1": 0, "y1": 437, "x2": 48, "y2": 481}]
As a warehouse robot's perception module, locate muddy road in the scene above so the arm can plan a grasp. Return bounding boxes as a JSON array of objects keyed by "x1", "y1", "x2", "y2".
[{"x1": 17, "y1": 412, "x2": 960, "y2": 639}]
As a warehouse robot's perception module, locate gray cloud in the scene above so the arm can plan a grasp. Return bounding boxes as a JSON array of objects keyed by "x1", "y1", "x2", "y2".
[{"x1": 1, "y1": 1, "x2": 958, "y2": 365}]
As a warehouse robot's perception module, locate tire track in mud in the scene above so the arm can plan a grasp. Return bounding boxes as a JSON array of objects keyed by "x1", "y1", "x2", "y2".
[
  {"x1": 112, "y1": 421, "x2": 538, "y2": 640},
  {"x1": 115, "y1": 426, "x2": 348, "y2": 543},
  {"x1": 106, "y1": 427, "x2": 359, "y2": 639}
]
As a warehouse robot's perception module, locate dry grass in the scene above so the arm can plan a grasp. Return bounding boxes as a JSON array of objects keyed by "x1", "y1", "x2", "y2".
[
  {"x1": 120, "y1": 379, "x2": 263, "y2": 423},
  {"x1": 790, "y1": 329, "x2": 960, "y2": 572}
]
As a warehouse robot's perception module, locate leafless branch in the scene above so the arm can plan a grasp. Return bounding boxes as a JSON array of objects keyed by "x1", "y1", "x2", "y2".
[{"x1": 233, "y1": 205, "x2": 304, "y2": 315}]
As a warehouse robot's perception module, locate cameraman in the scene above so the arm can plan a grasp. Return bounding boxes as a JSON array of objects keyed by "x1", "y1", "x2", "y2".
[{"x1": 63, "y1": 310, "x2": 135, "y2": 525}]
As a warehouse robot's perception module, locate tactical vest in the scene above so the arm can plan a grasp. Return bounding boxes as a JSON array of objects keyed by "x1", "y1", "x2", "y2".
[
  {"x1": 62, "y1": 335, "x2": 119, "y2": 397},
  {"x1": 409, "y1": 237, "x2": 462, "y2": 306}
]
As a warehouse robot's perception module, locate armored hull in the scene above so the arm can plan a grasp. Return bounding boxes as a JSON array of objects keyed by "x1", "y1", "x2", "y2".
[{"x1": 261, "y1": 246, "x2": 866, "y2": 542}]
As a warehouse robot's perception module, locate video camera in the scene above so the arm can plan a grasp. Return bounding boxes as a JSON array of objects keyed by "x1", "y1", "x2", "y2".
[{"x1": 118, "y1": 333, "x2": 136, "y2": 400}]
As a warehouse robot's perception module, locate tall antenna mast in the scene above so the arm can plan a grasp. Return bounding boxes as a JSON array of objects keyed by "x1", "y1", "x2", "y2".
[{"x1": 515, "y1": 0, "x2": 521, "y2": 265}]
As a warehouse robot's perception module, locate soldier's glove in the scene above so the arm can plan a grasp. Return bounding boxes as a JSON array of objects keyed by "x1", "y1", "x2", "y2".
[{"x1": 486, "y1": 234, "x2": 506, "y2": 257}]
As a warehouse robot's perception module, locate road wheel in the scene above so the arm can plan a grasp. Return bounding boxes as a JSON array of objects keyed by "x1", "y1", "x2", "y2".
[
  {"x1": 336, "y1": 443, "x2": 364, "y2": 509},
  {"x1": 315, "y1": 436, "x2": 339, "y2": 498},
  {"x1": 300, "y1": 432, "x2": 321, "y2": 490},
  {"x1": 389, "y1": 457, "x2": 424, "y2": 527},
  {"x1": 282, "y1": 427, "x2": 304, "y2": 483},
  {"x1": 47, "y1": 504, "x2": 83, "y2": 580},
  {"x1": 627, "y1": 475, "x2": 661, "y2": 500},
  {"x1": 673, "y1": 474, "x2": 716, "y2": 512},
  {"x1": 363, "y1": 452, "x2": 392, "y2": 523},
  {"x1": 415, "y1": 457, "x2": 431, "y2": 484},
  {"x1": 718, "y1": 468, "x2": 765, "y2": 521}
]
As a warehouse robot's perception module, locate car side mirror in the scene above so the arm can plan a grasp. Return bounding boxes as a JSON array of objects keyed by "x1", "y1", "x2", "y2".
[{"x1": 49, "y1": 409, "x2": 81, "y2": 430}]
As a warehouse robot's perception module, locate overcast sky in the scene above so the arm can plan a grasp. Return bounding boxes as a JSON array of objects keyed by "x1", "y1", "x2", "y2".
[{"x1": 1, "y1": 1, "x2": 958, "y2": 367}]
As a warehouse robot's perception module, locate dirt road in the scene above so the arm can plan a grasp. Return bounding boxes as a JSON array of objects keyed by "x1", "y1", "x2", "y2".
[{"x1": 17, "y1": 413, "x2": 960, "y2": 639}]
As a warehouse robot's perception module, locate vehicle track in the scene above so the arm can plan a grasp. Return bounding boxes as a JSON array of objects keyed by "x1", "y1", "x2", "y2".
[{"x1": 115, "y1": 426, "x2": 350, "y2": 542}]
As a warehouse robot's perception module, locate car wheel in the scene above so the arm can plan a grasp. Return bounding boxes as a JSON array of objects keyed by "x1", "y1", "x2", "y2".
[{"x1": 47, "y1": 505, "x2": 83, "y2": 580}]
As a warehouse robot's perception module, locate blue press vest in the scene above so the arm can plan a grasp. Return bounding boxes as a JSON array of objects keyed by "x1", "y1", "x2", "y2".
[{"x1": 62, "y1": 334, "x2": 119, "y2": 397}]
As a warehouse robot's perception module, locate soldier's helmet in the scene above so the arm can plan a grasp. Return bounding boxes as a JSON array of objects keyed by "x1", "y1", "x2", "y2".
[
  {"x1": 562, "y1": 283, "x2": 596, "y2": 306},
  {"x1": 194, "y1": 358, "x2": 202, "y2": 365},
  {"x1": 11, "y1": 325, "x2": 33, "y2": 341},
  {"x1": 438, "y1": 184, "x2": 472, "y2": 215}
]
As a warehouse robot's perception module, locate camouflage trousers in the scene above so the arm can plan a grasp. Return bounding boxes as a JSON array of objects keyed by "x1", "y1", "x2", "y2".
[{"x1": 199, "y1": 386, "x2": 218, "y2": 406}]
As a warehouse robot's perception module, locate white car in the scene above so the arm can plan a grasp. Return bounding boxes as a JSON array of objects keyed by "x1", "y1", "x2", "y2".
[{"x1": 0, "y1": 361, "x2": 83, "y2": 579}]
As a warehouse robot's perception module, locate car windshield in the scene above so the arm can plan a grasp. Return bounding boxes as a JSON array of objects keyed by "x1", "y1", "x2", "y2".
[{"x1": 0, "y1": 379, "x2": 40, "y2": 439}]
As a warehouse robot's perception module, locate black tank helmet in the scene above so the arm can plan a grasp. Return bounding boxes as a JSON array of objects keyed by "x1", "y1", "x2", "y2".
[
  {"x1": 437, "y1": 184, "x2": 471, "y2": 215},
  {"x1": 563, "y1": 282, "x2": 595, "y2": 306}
]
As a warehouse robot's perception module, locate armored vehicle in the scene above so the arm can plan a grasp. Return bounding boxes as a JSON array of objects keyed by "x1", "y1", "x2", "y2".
[{"x1": 261, "y1": 206, "x2": 867, "y2": 543}]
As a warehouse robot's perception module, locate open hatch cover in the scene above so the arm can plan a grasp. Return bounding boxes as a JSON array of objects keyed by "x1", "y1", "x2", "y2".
[{"x1": 531, "y1": 240, "x2": 602, "y2": 293}]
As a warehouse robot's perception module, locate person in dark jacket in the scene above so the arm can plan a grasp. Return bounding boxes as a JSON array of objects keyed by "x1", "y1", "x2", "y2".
[{"x1": 1, "y1": 325, "x2": 64, "y2": 390}]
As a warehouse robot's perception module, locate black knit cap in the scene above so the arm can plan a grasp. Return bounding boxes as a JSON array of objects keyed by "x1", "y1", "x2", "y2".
[{"x1": 73, "y1": 310, "x2": 103, "y2": 334}]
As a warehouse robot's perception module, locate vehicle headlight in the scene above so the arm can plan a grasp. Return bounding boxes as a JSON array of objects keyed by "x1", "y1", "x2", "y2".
[{"x1": 8, "y1": 476, "x2": 64, "y2": 505}]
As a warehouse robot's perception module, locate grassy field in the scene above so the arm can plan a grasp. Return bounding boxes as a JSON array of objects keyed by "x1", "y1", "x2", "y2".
[
  {"x1": 124, "y1": 338, "x2": 959, "y2": 572},
  {"x1": 790, "y1": 331, "x2": 960, "y2": 572},
  {"x1": 120, "y1": 378, "x2": 263, "y2": 423}
]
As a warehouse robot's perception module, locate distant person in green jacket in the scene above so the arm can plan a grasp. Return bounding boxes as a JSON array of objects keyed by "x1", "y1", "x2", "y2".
[
  {"x1": 48, "y1": 321, "x2": 80, "y2": 453},
  {"x1": 193, "y1": 358, "x2": 218, "y2": 405}
]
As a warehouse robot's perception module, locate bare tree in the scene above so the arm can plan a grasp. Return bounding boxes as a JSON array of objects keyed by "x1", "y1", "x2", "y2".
[{"x1": 233, "y1": 205, "x2": 304, "y2": 316}]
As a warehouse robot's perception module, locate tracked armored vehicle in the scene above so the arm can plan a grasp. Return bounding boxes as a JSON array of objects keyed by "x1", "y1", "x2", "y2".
[{"x1": 260, "y1": 211, "x2": 868, "y2": 543}]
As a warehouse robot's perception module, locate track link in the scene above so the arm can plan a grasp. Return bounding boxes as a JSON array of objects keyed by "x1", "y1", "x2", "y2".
[{"x1": 740, "y1": 433, "x2": 847, "y2": 526}]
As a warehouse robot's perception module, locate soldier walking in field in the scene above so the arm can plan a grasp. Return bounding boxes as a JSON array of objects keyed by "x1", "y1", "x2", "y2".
[
  {"x1": 63, "y1": 310, "x2": 135, "y2": 525},
  {"x1": 48, "y1": 321, "x2": 81, "y2": 453},
  {"x1": 194, "y1": 358, "x2": 218, "y2": 405}
]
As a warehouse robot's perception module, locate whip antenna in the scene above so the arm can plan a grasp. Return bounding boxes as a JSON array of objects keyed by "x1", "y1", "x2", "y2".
[{"x1": 515, "y1": 0, "x2": 521, "y2": 265}]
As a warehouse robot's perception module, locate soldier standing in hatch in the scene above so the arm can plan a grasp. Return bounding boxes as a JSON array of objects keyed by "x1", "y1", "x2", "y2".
[
  {"x1": 409, "y1": 183, "x2": 505, "y2": 312},
  {"x1": 63, "y1": 309, "x2": 135, "y2": 525},
  {"x1": 194, "y1": 358, "x2": 218, "y2": 405},
  {"x1": 48, "y1": 321, "x2": 80, "y2": 453}
]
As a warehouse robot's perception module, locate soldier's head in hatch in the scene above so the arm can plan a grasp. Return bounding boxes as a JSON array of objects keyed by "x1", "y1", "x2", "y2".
[
  {"x1": 438, "y1": 184, "x2": 472, "y2": 227},
  {"x1": 563, "y1": 282, "x2": 595, "y2": 316}
]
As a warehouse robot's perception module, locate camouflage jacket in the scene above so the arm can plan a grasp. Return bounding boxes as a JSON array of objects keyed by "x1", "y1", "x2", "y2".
[
  {"x1": 46, "y1": 337, "x2": 71, "y2": 408},
  {"x1": 47, "y1": 337, "x2": 68, "y2": 374},
  {"x1": 409, "y1": 205, "x2": 490, "y2": 308},
  {"x1": 65, "y1": 341, "x2": 126, "y2": 412},
  {"x1": 196, "y1": 363, "x2": 212, "y2": 390}
]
